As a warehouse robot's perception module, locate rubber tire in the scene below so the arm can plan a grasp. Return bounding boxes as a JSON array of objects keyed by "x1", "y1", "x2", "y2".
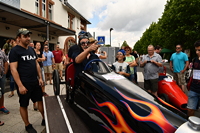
[
  {"x1": 53, "y1": 70, "x2": 60, "y2": 95},
  {"x1": 159, "y1": 93, "x2": 169, "y2": 103}
]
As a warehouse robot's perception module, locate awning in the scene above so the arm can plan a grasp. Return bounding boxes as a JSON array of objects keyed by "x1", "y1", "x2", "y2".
[
  {"x1": 0, "y1": 2, "x2": 75, "y2": 36},
  {"x1": 161, "y1": 48, "x2": 174, "y2": 54}
]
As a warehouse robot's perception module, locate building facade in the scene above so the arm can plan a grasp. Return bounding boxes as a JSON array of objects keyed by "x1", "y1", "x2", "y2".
[{"x1": 0, "y1": 0, "x2": 90, "y2": 52}]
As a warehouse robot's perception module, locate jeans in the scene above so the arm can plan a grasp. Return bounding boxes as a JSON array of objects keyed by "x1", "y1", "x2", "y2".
[{"x1": 10, "y1": 75, "x2": 15, "y2": 92}]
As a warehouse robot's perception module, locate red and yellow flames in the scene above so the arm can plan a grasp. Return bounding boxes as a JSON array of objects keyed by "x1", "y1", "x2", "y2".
[
  {"x1": 116, "y1": 89, "x2": 176, "y2": 133},
  {"x1": 91, "y1": 97, "x2": 136, "y2": 133}
]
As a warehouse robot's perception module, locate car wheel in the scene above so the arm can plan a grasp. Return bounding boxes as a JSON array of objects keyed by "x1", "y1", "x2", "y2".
[
  {"x1": 53, "y1": 70, "x2": 60, "y2": 95},
  {"x1": 159, "y1": 93, "x2": 169, "y2": 103}
]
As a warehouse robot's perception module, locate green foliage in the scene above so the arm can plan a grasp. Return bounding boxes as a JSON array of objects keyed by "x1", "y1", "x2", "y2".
[
  {"x1": 134, "y1": 0, "x2": 200, "y2": 59},
  {"x1": 121, "y1": 41, "x2": 129, "y2": 48}
]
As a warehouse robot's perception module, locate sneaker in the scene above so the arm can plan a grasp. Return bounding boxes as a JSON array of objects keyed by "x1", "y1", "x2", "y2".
[
  {"x1": 25, "y1": 124, "x2": 37, "y2": 133},
  {"x1": 43, "y1": 92, "x2": 49, "y2": 97},
  {"x1": 0, "y1": 107, "x2": 10, "y2": 114},
  {"x1": 41, "y1": 119, "x2": 45, "y2": 126}
]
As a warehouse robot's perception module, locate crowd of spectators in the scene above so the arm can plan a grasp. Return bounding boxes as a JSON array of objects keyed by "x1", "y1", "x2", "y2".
[{"x1": 1, "y1": 28, "x2": 200, "y2": 131}]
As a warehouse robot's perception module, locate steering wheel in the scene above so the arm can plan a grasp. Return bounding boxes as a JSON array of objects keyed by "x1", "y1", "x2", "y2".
[{"x1": 84, "y1": 59, "x2": 103, "y2": 71}]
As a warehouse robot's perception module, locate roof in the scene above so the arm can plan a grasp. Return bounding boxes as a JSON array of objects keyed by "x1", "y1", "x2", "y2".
[
  {"x1": 63, "y1": 2, "x2": 91, "y2": 24},
  {"x1": 0, "y1": 2, "x2": 75, "y2": 36},
  {"x1": 161, "y1": 48, "x2": 175, "y2": 53}
]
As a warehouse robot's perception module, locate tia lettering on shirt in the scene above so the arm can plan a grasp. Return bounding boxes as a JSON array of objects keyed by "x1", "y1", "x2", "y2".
[{"x1": 21, "y1": 55, "x2": 36, "y2": 61}]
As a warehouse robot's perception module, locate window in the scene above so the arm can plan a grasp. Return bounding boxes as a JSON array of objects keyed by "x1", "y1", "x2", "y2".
[
  {"x1": 68, "y1": 15, "x2": 70, "y2": 28},
  {"x1": 49, "y1": 4, "x2": 52, "y2": 20},
  {"x1": 71, "y1": 18, "x2": 74, "y2": 30},
  {"x1": 42, "y1": 0, "x2": 46, "y2": 18},
  {"x1": 35, "y1": 0, "x2": 39, "y2": 15}
]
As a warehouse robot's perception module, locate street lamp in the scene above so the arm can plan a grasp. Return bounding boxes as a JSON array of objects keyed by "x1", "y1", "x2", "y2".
[{"x1": 110, "y1": 28, "x2": 113, "y2": 46}]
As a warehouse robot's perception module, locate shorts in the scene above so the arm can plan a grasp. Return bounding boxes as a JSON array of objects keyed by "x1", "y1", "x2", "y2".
[
  {"x1": 187, "y1": 90, "x2": 200, "y2": 110},
  {"x1": 173, "y1": 72, "x2": 185, "y2": 86},
  {"x1": 144, "y1": 78, "x2": 158, "y2": 93},
  {"x1": 44, "y1": 65, "x2": 53, "y2": 73},
  {"x1": 0, "y1": 74, "x2": 6, "y2": 95},
  {"x1": 16, "y1": 81, "x2": 43, "y2": 107},
  {"x1": 41, "y1": 67, "x2": 45, "y2": 82},
  {"x1": 55, "y1": 62, "x2": 63, "y2": 71}
]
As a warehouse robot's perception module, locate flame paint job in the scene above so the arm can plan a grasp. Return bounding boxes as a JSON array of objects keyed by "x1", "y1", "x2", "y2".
[
  {"x1": 116, "y1": 88, "x2": 176, "y2": 133},
  {"x1": 91, "y1": 95, "x2": 136, "y2": 133}
]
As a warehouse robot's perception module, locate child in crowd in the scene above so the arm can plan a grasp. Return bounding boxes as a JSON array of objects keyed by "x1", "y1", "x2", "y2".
[{"x1": 111, "y1": 49, "x2": 130, "y2": 78}]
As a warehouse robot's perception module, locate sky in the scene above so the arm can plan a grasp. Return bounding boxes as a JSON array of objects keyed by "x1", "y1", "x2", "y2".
[{"x1": 68, "y1": 0, "x2": 167, "y2": 48}]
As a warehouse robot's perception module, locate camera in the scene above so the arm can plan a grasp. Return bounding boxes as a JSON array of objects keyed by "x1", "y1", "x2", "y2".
[
  {"x1": 147, "y1": 61, "x2": 151, "y2": 63},
  {"x1": 101, "y1": 51, "x2": 104, "y2": 53},
  {"x1": 119, "y1": 66, "x2": 122, "y2": 72}
]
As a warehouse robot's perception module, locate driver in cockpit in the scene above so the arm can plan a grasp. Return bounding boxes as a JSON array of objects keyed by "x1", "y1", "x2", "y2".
[{"x1": 68, "y1": 32, "x2": 100, "y2": 79}]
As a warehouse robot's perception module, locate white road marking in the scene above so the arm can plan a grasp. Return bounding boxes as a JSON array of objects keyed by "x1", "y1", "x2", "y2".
[{"x1": 57, "y1": 96, "x2": 73, "y2": 133}]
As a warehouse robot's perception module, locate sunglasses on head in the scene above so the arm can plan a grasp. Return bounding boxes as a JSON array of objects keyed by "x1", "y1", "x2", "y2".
[{"x1": 80, "y1": 41, "x2": 89, "y2": 45}]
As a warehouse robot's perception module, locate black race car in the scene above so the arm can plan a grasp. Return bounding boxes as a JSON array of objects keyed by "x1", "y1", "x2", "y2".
[{"x1": 53, "y1": 59, "x2": 200, "y2": 133}]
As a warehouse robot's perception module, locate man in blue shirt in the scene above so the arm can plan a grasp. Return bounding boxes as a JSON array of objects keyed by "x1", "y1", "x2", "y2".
[
  {"x1": 170, "y1": 44, "x2": 189, "y2": 92},
  {"x1": 43, "y1": 45, "x2": 55, "y2": 85}
]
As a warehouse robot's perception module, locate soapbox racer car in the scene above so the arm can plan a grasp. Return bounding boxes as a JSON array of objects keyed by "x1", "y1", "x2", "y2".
[
  {"x1": 52, "y1": 59, "x2": 200, "y2": 133},
  {"x1": 158, "y1": 68, "x2": 188, "y2": 111}
]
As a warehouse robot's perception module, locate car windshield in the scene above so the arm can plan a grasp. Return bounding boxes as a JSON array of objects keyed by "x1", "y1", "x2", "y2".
[{"x1": 87, "y1": 61, "x2": 111, "y2": 74}]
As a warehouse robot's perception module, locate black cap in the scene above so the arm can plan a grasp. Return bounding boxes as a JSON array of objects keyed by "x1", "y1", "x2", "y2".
[{"x1": 16, "y1": 28, "x2": 32, "y2": 36}]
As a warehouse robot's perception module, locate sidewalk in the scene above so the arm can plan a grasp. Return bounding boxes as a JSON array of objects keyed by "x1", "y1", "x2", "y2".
[{"x1": 0, "y1": 82, "x2": 65, "y2": 133}]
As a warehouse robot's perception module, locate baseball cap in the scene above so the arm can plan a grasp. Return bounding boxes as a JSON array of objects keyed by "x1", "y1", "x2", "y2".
[
  {"x1": 118, "y1": 49, "x2": 126, "y2": 55},
  {"x1": 16, "y1": 28, "x2": 32, "y2": 36}
]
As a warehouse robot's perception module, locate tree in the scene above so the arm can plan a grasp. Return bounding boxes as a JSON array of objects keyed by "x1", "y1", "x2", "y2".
[
  {"x1": 121, "y1": 41, "x2": 129, "y2": 48},
  {"x1": 134, "y1": 0, "x2": 200, "y2": 59}
]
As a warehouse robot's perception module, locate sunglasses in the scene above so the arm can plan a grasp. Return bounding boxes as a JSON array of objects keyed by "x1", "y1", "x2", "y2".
[
  {"x1": 57, "y1": 47, "x2": 59, "y2": 48},
  {"x1": 176, "y1": 47, "x2": 181, "y2": 49},
  {"x1": 44, "y1": 47, "x2": 48, "y2": 48},
  {"x1": 125, "y1": 50, "x2": 130, "y2": 51},
  {"x1": 80, "y1": 41, "x2": 88, "y2": 46}
]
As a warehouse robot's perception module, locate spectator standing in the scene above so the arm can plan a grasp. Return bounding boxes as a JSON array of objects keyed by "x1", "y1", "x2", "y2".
[
  {"x1": 0, "y1": 49, "x2": 9, "y2": 113},
  {"x1": 112, "y1": 49, "x2": 130, "y2": 78},
  {"x1": 52, "y1": 45, "x2": 64, "y2": 80},
  {"x1": 131, "y1": 50, "x2": 139, "y2": 84},
  {"x1": 43, "y1": 45, "x2": 55, "y2": 85},
  {"x1": 140, "y1": 45, "x2": 162, "y2": 96},
  {"x1": 124, "y1": 46, "x2": 137, "y2": 83},
  {"x1": 35, "y1": 42, "x2": 48, "y2": 96},
  {"x1": 2, "y1": 39, "x2": 12, "y2": 55},
  {"x1": 170, "y1": 44, "x2": 189, "y2": 92},
  {"x1": 9, "y1": 28, "x2": 44, "y2": 133},
  {"x1": 187, "y1": 40, "x2": 200, "y2": 116},
  {"x1": 154, "y1": 45, "x2": 162, "y2": 54},
  {"x1": 154, "y1": 45, "x2": 164, "y2": 75},
  {"x1": 29, "y1": 42, "x2": 34, "y2": 48},
  {"x1": 8, "y1": 39, "x2": 17, "y2": 98}
]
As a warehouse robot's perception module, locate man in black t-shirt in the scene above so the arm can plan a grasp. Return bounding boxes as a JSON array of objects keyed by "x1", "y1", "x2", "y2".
[
  {"x1": 187, "y1": 40, "x2": 200, "y2": 117},
  {"x1": 9, "y1": 28, "x2": 44, "y2": 133}
]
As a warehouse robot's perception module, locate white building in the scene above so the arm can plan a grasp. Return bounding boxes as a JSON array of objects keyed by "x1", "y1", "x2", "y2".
[{"x1": 0, "y1": 0, "x2": 91, "y2": 52}]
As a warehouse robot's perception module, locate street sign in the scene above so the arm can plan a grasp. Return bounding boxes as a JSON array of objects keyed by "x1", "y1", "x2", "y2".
[{"x1": 97, "y1": 36, "x2": 105, "y2": 44}]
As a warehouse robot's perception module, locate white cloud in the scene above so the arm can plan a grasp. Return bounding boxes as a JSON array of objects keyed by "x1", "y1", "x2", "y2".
[{"x1": 68, "y1": 0, "x2": 167, "y2": 48}]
